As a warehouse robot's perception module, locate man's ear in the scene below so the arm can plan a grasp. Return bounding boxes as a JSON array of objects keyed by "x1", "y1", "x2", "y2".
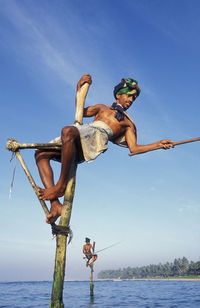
[{"x1": 116, "y1": 94, "x2": 120, "y2": 100}]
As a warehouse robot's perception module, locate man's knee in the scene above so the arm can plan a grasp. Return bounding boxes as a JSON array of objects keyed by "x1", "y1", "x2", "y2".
[
  {"x1": 35, "y1": 150, "x2": 47, "y2": 164},
  {"x1": 35, "y1": 150, "x2": 41, "y2": 161},
  {"x1": 35, "y1": 150, "x2": 56, "y2": 164},
  {"x1": 61, "y1": 126, "x2": 79, "y2": 142}
]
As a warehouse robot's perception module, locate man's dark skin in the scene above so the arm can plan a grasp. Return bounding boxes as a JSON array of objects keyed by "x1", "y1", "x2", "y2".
[
  {"x1": 35, "y1": 74, "x2": 173, "y2": 224},
  {"x1": 82, "y1": 241, "x2": 93, "y2": 264},
  {"x1": 82, "y1": 241, "x2": 97, "y2": 269}
]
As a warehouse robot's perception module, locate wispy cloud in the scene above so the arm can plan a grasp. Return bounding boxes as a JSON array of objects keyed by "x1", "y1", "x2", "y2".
[
  {"x1": 178, "y1": 203, "x2": 200, "y2": 214},
  {"x1": 128, "y1": 1, "x2": 200, "y2": 47},
  {"x1": 0, "y1": 237, "x2": 50, "y2": 248},
  {"x1": 0, "y1": 2, "x2": 87, "y2": 85},
  {"x1": 0, "y1": 1, "x2": 196, "y2": 139}
]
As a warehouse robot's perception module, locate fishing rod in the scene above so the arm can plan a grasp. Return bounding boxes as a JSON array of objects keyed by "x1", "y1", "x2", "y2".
[{"x1": 95, "y1": 241, "x2": 122, "y2": 254}]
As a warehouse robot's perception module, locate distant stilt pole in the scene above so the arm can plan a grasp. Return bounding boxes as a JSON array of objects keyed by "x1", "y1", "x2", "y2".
[
  {"x1": 90, "y1": 267, "x2": 94, "y2": 297},
  {"x1": 89, "y1": 240, "x2": 95, "y2": 297}
]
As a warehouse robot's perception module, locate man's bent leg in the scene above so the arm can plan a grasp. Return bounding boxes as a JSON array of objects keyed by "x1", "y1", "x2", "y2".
[
  {"x1": 35, "y1": 150, "x2": 63, "y2": 223},
  {"x1": 38, "y1": 126, "x2": 83, "y2": 201},
  {"x1": 35, "y1": 150, "x2": 61, "y2": 188}
]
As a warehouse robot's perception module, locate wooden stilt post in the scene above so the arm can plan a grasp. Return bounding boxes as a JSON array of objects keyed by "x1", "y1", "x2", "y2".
[
  {"x1": 89, "y1": 241, "x2": 95, "y2": 297},
  {"x1": 50, "y1": 79, "x2": 91, "y2": 307},
  {"x1": 90, "y1": 267, "x2": 94, "y2": 297},
  {"x1": 50, "y1": 163, "x2": 77, "y2": 308}
]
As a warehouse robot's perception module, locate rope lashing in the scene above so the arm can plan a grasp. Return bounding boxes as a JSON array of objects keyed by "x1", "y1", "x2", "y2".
[{"x1": 51, "y1": 223, "x2": 71, "y2": 237}]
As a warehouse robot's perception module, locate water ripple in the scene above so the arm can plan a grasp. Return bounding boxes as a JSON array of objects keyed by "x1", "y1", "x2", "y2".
[{"x1": 0, "y1": 280, "x2": 200, "y2": 307}]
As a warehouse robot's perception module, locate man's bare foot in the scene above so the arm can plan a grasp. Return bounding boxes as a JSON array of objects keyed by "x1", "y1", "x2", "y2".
[
  {"x1": 38, "y1": 184, "x2": 66, "y2": 200},
  {"x1": 46, "y1": 199, "x2": 63, "y2": 224}
]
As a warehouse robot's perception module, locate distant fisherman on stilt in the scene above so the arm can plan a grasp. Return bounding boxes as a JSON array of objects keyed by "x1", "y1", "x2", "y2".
[{"x1": 83, "y1": 238, "x2": 97, "y2": 270}]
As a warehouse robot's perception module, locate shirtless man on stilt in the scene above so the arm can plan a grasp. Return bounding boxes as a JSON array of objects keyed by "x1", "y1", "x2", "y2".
[
  {"x1": 82, "y1": 238, "x2": 97, "y2": 271},
  {"x1": 35, "y1": 74, "x2": 173, "y2": 223}
]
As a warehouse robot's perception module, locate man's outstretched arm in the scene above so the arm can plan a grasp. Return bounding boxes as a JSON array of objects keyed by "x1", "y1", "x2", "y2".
[{"x1": 125, "y1": 127, "x2": 174, "y2": 155}]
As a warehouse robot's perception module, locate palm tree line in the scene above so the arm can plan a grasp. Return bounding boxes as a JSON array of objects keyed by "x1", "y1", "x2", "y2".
[{"x1": 98, "y1": 257, "x2": 200, "y2": 279}]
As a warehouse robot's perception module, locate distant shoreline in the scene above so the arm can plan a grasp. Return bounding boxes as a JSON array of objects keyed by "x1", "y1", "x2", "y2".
[
  {"x1": 97, "y1": 278, "x2": 200, "y2": 282},
  {"x1": 1, "y1": 279, "x2": 200, "y2": 283}
]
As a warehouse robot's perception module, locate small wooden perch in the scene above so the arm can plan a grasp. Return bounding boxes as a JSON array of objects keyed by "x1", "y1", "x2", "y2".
[{"x1": 6, "y1": 138, "x2": 61, "y2": 152}]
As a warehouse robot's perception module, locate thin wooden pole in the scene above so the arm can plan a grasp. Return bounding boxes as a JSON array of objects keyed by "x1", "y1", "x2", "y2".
[{"x1": 14, "y1": 150, "x2": 49, "y2": 216}]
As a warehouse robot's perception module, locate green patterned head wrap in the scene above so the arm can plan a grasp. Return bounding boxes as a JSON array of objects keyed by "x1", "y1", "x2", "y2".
[{"x1": 113, "y1": 78, "x2": 141, "y2": 99}]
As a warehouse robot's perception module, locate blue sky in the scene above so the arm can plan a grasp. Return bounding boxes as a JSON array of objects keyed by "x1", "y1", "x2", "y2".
[{"x1": 1, "y1": 0, "x2": 200, "y2": 281}]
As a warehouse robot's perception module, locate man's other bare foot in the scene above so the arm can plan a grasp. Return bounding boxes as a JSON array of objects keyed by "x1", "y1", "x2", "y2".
[
  {"x1": 46, "y1": 199, "x2": 62, "y2": 224},
  {"x1": 38, "y1": 185, "x2": 66, "y2": 201}
]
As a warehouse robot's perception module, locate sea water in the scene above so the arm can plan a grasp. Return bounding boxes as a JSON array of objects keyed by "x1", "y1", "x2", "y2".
[{"x1": 0, "y1": 280, "x2": 200, "y2": 308}]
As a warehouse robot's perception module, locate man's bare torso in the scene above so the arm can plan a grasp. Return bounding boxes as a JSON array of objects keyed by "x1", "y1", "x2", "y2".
[
  {"x1": 84, "y1": 104, "x2": 136, "y2": 139},
  {"x1": 83, "y1": 243, "x2": 93, "y2": 254}
]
